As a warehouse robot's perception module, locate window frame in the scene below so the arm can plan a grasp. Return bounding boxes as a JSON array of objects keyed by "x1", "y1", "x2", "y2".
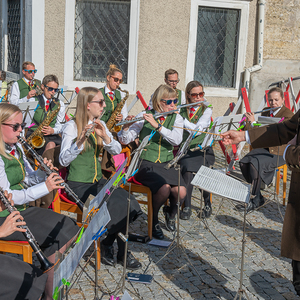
[
  {"x1": 64, "y1": 0, "x2": 140, "y2": 93},
  {"x1": 186, "y1": 0, "x2": 249, "y2": 97}
]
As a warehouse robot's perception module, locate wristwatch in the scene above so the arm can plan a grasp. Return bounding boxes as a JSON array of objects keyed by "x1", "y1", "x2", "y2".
[{"x1": 156, "y1": 123, "x2": 162, "y2": 131}]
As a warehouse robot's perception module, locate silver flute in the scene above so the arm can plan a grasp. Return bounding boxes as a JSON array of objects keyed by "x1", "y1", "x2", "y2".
[
  {"x1": 18, "y1": 136, "x2": 84, "y2": 211},
  {"x1": 115, "y1": 101, "x2": 210, "y2": 127},
  {"x1": 85, "y1": 110, "x2": 106, "y2": 139},
  {"x1": 0, "y1": 187, "x2": 53, "y2": 272}
]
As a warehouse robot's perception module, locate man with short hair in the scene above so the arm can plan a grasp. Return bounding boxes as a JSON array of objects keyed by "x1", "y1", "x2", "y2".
[
  {"x1": 10, "y1": 61, "x2": 41, "y2": 105},
  {"x1": 149, "y1": 69, "x2": 186, "y2": 108}
]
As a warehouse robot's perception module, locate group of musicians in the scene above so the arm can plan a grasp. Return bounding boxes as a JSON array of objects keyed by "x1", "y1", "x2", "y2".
[{"x1": 0, "y1": 61, "x2": 299, "y2": 298}]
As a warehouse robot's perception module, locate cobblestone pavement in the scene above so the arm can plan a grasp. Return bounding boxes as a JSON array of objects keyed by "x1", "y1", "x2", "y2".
[{"x1": 61, "y1": 146, "x2": 299, "y2": 300}]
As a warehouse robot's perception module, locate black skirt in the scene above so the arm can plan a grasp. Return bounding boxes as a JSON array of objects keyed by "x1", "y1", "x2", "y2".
[
  {"x1": 0, "y1": 254, "x2": 47, "y2": 300},
  {"x1": 67, "y1": 178, "x2": 142, "y2": 235},
  {"x1": 134, "y1": 160, "x2": 186, "y2": 195},
  {"x1": 239, "y1": 148, "x2": 285, "y2": 185},
  {"x1": 179, "y1": 146, "x2": 215, "y2": 174},
  {"x1": 0, "y1": 207, "x2": 79, "y2": 257}
]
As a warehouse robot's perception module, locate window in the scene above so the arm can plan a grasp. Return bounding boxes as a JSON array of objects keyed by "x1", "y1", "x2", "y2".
[
  {"x1": 65, "y1": 0, "x2": 140, "y2": 92},
  {"x1": 186, "y1": 0, "x2": 249, "y2": 97}
]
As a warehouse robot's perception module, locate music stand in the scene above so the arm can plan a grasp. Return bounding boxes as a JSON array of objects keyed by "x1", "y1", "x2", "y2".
[
  {"x1": 192, "y1": 166, "x2": 251, "y2": 300},
  {"x1": 19, "y1": 101, "x2": 38, "y2": 128}
]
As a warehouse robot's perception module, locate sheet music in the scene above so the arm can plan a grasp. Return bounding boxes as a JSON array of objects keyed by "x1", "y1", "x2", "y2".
[
  {"x1": 53, "y1": 202, "x2": 111, "y2": 293},
  {"x1": 125, "y1": 134, "x2": 151, "y2": 180},
  {"x1": 257, "y1": 116, "x2": 281, "y2": 124},
  {"x1": 19, "y1": 101, "x2": 38, "y2": 128},
  {"x1": 191, "y1": 166, "x2": 251, "y2": 203},
  {"x1": 87, "y1": 158, "x2": 127, "y2": 213}
]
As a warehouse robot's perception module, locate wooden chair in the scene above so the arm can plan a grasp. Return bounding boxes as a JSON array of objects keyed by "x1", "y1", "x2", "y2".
[
  {"x1": 0, "y1": 240, "x2": 33, "y2": 264},
  {"x1": 276, "y1": 164, "x2": 288, "y2": 206}
]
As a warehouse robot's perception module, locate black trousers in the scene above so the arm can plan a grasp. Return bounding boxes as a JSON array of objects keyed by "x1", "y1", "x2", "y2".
[{"x1": 292, "y1": 260, "x2": 300, "y2": 295}]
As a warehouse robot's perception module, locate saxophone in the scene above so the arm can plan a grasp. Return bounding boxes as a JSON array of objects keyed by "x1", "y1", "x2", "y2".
[
  {"x1": 27, "y1": 98, "x2": 61, "y2": 149},
  {"x1": 106, "y1": 87, "x2": 129, "y2": 132}
]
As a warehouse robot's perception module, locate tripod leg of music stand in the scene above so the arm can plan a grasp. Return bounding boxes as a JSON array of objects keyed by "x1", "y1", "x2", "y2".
[{"x1": 94, "y1": 240, "x2": 99, "y2": 300}]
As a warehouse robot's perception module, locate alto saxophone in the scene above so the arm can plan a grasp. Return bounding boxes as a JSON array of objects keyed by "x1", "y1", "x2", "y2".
[
  {"x1": 106, "y1": 87, "x2": 129, "y2": 132},
  {"x1": 27, "y1": 97, "x2": 61, "y2": 149}
]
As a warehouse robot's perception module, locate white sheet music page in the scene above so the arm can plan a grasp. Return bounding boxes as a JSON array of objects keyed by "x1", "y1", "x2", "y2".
[{"x1": 191, "y1": 166, "x2": 251, "y2": 203}]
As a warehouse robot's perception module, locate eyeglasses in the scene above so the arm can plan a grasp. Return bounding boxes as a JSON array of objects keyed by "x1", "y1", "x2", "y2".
[
  {"x1": 45, "y1": 85, "x2": 59, "y2": 93},
  {"x1": 2, "y1": 122, "x2": 26, "y2": 132},
  {"x1": 167, "y1": 79, "x2": 180, "y2": 84},
  {"x1": 190, "y1": 92, "x2": 205, "y2": 98},
  {"x1": 161, "y1": 99, "x2": 178, "y2": 105},
  {"x1": 90, "y1": 100, "x2": 105, "y2": 105},
  {"x1": 24, "y1": 69, "x2": 37, "y2": 74},
  {"x1": 111, "y1": 76, "x2": 123, "y2": 83}
]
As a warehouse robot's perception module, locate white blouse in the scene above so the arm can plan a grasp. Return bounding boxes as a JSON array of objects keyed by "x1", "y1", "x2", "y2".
[
  {"x1": 59, "y1": 119, "x2": 122, "y2": 167},
  {"x1": 117, "y1": 111, "x2": 183, "y2": 146}
]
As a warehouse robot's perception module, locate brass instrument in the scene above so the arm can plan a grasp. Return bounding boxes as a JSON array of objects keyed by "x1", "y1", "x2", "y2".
[
  {"x1": 106, "y1": 87, "x2": 129, "y2": 132},
  {"x1": 0, "y1": 187, "x2": 54, "y2": 272},
  {"x1": 31, "y1": 79, "x2": 43, "y2": 96},
  {"x1": 116, "y1": 101, "x2": 210, "y2": 127},
  {"x1": 27, "y1": 97, "x2": 61, "y2": 149}
]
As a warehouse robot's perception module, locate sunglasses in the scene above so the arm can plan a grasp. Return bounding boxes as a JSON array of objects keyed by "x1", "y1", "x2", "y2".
[
  {"x1": 2, "y1": 122, "x2": 26, "y2": 131},
  {"x1": 45, "y1": 85, "x2": 59, "y2": 93},
  {"x1": 167, "y1": 79, "x2": 180, "y2": 84},
  {"x1": 190, "y1": 92, "x2": 205, "y2": 98},
  {"x1": 90, "y1": 100, "x2": 105, "y2": 105},
  {"x1": 161, "y1": 99, "x2": 178, "y2": 105},
  {"x1": 24, "y1": 69, "x2": 37, "y2": 74},
  {"x1": 111, "y1": 76, "x2": 123, "y2": 83}
]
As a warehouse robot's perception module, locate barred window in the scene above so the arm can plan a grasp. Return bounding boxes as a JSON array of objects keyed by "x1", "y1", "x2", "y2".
[
  {"x1": 194, "y1": 7, "x2": 240, "y2": 88},
  {"x1": 7, "y1": 0, "x2": 21, "y2": 74},
  {"x1": 74, "y1": 0, "x2": 131, "y2": 83}
]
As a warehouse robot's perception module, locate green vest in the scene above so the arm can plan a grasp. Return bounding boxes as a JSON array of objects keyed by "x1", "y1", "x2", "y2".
[
  {"x1": 176, "y1": 89, "x2": 182, "y2": 105},
  {"x1": 180, "y1": 105, "x2": 207, "y2": 149},
  {"x1": 139, "y1": 110, "x2": 177, "y2": 163},
  {"x1": 31, "y1": 95, "x2": 59, "y2": 131},
  {"x1": 17, "y1": 78, "x2": 41, "y2": 99},
  {"x1": 67, "y1": 133, "x2": 103, "y2": 183},
  {"x1": 99, "y1": 87, "x2": 122, "y2": 123},
  {"x1": 0, "y1": 147, "x2": 25, "y2": 190}
]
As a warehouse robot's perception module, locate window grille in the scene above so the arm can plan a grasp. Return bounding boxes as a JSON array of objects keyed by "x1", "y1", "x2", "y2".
[
  {"x1": 7, "y1": 0, "x2": 21, "y2": 74},
  {"x1": 74, "y1": 0, "x2": 131, "y2": 83},
  {"x1": 194, "y1": 7, "x2": 240, "y2": 88}
]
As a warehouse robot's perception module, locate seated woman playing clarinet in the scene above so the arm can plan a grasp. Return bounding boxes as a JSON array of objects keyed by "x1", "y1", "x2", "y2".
[
  {"x1": 0, "y1": 191, "x2": 47, "y2": 300},
  {"x1": 239, "y1": 87, "x2": 294, "y2": 212},
  {"x1": 118, "y1": 84, "x2": 186, "y2": 240},
  {"x1": 179, "y1": 81, "x2": 215, "y2": 220},
  {"x1": 59, "y1": 87, "x2": 142, "y2": 270},
  {"x1": 0, "y1": 103, "x2": 79, "y2": 300}
]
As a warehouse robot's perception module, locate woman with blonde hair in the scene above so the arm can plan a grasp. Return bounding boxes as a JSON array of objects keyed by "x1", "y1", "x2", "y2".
[
  {"x1": 118, "y1": 84, "x2": 186, "y2": 240},
  {"x1": 59, "y1": 87, "x2": 142, "y2": 270}
]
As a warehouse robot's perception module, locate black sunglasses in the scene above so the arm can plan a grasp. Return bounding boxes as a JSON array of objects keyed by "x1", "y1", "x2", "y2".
[
  {"x1": 2, "y1": 122, "x2": 26, "y2": 132},
  {"x1": 45, "y1": 85, "x2": 59, "y2": 93}
]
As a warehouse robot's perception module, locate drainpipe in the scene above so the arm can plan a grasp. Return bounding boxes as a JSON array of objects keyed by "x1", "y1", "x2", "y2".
[{"x1": 243, "y1": 0, "x2": 265, "y2": 95}]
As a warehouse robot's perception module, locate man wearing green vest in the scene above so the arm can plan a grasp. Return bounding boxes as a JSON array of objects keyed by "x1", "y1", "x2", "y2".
[
  {"x1": 149, "y1": 69, "x2": 186, "y2": 109},
  {"x1": 10, "y1": 61, "x2": 41, "y2": 106}
]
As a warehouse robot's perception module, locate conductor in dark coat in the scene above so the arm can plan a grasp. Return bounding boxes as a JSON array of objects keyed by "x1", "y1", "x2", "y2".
[{"x1": 221, "y1": 107, "x2": 300, "y2": 296}]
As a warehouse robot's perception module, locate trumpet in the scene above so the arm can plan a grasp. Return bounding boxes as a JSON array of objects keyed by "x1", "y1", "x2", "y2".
[
  {"x1": 18, "y1": 136, "x2": 85, "y2": 211},
  {"x1": 0, "y1": 188, "x2": 54, "y2": 272},
  {"x1": 116, "y1": 101, "x2": 210, "y2": 127}
]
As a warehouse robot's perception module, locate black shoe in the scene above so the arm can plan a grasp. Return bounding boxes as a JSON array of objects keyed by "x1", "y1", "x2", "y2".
[
  {"x1": 117, "y1": 251, "x2": 141, "y2": 270},
  {"x1": 259, "y1": 196, "x2": 265, "y2": 207},
  {"x1": 164, "y1": 212, "x2": 176, "y2": 232},
  {"x1": 152, "y1": 223, "x2": 164, "y2": 240},
  {"x1": 180, "y1": 207, "x2": 192, "y2": 220},
  {"x1": 246, "y1": 201, "x2": 257, "y2": 213},
  {"x1": 198, "y1": 204, "x2": 212, "y2": 219},
  {"x1": 101, "y1": 244, "x2": 115, "y2": 266}
]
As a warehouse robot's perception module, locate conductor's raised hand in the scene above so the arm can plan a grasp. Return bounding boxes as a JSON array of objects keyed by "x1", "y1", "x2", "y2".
[
  {"x1": 221, "y1": 130, "x2": 246, "y2": 145},
  {"x1": 45, "y1": 172, "x2": 64, "y2": 192}
]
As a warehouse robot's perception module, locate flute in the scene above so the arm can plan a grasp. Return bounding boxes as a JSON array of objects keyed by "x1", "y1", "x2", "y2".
[
  {"x1": 18, "y1": 136, "x2": 84, "y2": 211},
  {"x1": 115, "y1": 101, "x2": 210, "y2": 127},
  {"x1": 0, "y1": 188, "x2": 53, "y2": 272},
  {"x1": 85, "y1": 110, "x2": 105, "y2": 139}
]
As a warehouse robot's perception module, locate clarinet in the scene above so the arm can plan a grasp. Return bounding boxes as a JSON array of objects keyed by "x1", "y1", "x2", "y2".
[
  {"x1": 0, "y1": 188, "x2": 53, "y2": 272},
  {"x1": 17, "y1": 136, "x2": 84, "y2": 211}
]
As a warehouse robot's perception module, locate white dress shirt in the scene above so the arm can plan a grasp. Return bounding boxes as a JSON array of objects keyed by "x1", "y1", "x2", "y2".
[
  {"x1": 0, "y1": 144, "x2": 49, "y2": 205},
  {"x1": 40, "y1": 94, "x2": 66, "y2": 134},
  {"x1": 10, "y1": 78, "x2": 36, "y2": 105},
  {"x1": 117, "y1": 111, "x2": 183, "y2": 146},
  {"x1": 104, "y1": 85, "x2": 128, "y2": 120},
  {"x1": 59, "y1": 119, "x2": 122, "y2": 167},
  {"x1": 183, "y1": 105, "x2": 212, "y2": 135}
]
